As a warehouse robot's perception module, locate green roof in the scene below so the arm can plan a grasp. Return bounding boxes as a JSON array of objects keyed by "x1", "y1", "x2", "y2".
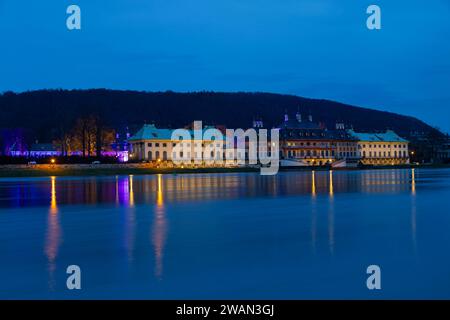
[
  {"x1": 129, "y1": 124, "x2": 224, "y2": 141},
  {"x1": 128, "y1": 124, "x2": 173, "y2": 141},
  {"x1": 347, "y1": 130, "x2": 408, "y2": 143}
]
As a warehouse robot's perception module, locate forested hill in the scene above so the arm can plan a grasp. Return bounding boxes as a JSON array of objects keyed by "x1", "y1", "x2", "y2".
[{"x1": 0, "y1": 89, "x2": 439, "y2": 142}]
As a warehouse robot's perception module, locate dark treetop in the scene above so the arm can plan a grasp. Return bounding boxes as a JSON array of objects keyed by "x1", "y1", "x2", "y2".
[{"x1": 0, "y1": 89, "x2": 440, "y2": 143}]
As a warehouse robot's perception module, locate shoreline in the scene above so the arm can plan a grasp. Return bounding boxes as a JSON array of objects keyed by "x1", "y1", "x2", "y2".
[{"x1": 0, "y1": 163, "x2": 449, "y2": 178}]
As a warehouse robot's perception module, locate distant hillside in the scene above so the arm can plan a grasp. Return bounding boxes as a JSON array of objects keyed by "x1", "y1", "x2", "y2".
[{"x1": 0, "y1": 89, "x2": 440, "y2": 142}]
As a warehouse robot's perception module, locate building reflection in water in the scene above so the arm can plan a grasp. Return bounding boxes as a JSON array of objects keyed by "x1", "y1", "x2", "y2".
[
  {"x1": 124, "y1": 175, "x2": 136, "y2": 263},
  {"x1": 6, "y1": 169, "x2": 422, "y2": 210},
  {"x1": 129, "y1": 175, "x2": 135, "y2": 208},
  {"x1": 311, "y1": 171, "x2": 317, "y2": 254},
  {"x1": 411, "y1": 168, "x2": 417, "y2": 252},
  {"x1": 115, "y1": 176, "x2": 119, "y2": 206},
  {"x1": 34, "y1": 169, "x2": 420, "y2": 280},
  {"x1": 311, "y1": 170, "x2": 316, "y2": 197},
  {"x1": 152, "y1": 174, "x2": 167, "y2": 280},
  {"x1": 328, "y1": 170, "x2": 335, "y2": 255},
  {"x1": 359, "y1": 169, "x2": 411, "y2": 194},
  {"x1": 45, "y1": 176, "x2": 61, "y2": 291},
  {"x1": 329, "y1": 170, "x2": 334, "y2": 197}
]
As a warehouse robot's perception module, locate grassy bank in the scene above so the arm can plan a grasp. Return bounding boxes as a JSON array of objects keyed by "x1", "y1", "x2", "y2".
[
  {"x1": 0, "y1": 163, "x2": 449, "y2": 178},
  {"x1": 0, "y1": 164, "x2": 260, "y2": 178}
]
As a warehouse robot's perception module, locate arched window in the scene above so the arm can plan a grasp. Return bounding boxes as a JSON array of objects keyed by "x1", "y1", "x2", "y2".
[
  {"x1": 163, "y1": 151, "x2": 167, "y2": 160},
  {"x1": 148, "y1": 151, "x2": 152, "y2": 160},
  {"x1": 155, "y1": 151, "x2": 160, "y2": 160}
]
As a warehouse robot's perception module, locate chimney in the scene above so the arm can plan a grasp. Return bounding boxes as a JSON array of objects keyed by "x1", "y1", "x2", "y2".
[
  {"x1": 336, "y1": 121, "x2": 345, "y2": 130},
  {"x1": 253, "y1": 117, "x2": 263, "y2": 128}
]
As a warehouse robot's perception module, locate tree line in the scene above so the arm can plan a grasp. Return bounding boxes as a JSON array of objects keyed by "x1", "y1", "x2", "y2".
[{"x1": 54, "y1": 115, "x2": 116, "y2": 157}]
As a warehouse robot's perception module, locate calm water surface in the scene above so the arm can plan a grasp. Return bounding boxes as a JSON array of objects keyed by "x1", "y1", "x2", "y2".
[{"x1": 0, "y1": 169, "x2": 450, "y2": 299}]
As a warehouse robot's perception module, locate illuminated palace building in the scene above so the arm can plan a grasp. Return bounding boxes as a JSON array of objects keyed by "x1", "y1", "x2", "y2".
[
  {"x1": 347, "y1": 130, "x2": 410, "y2": 165},
  {"x1": 128, "y1": 112, "x2": 410, "y2": 167},
  {"x1": 277, "y1": 112, "x2": 360, "y2": 167},
  {"x1": 128, "y1": 124, "x2": 229, "y2": 167},
  {"x1": 277, "y1": 112, "x2": 410, "y2": 166}
]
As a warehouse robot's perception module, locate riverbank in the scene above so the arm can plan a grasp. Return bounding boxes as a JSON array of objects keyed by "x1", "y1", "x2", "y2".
[
  {"x1": 0, "y1": 163, "x2": 449, "y2": 178},
  {"x1": 0, "y1": 164, "x2": 260, "y2": 178}
]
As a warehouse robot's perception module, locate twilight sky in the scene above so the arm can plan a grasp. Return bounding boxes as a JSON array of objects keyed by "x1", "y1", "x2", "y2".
[{"x1": 1, "y1": 0, "x2": 449, "y2": 132}]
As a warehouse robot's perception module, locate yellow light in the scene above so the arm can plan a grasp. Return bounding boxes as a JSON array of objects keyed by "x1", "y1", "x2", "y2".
[
  {"x1": 311, "y1": 170, "x2": 316, "y2": 197},
  {"x1": 157, "y1": 158, "x2": 161, "y2": 162},
  {"x1": 154, "y1": 173, "x2": 165, "y2": 279},
  {"x1": 50, "y1": 176, "x2": 57, "y2": 214},
  {"x1": 51, "y1": 159, "x2": 56, "y2": 164},
  {"x1": 329, "y1": 170, "x2": 334, "y2": 197},
  {"x1": 157, "y1": 174, "x2": 163, "y2": 207},
  {"x1": 129, "y1": 175, "x2": 134, "y2": 207}
]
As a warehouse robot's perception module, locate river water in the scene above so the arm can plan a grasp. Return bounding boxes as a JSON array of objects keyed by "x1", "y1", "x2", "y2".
[{"x1": 0, "y1": 168, "x2": 449, "y2": 299}]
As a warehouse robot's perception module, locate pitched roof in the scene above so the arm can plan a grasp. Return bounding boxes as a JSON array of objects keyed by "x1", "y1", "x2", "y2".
[
  {"x1": 128, "y1": 124, "x2": 173, "y2": 141},
  {"x1": 347, "y1": 130, "x2": 408, "y2": 142},
  {"x1": 129, "y1": 124, "x2": 224, "y2": 141}
]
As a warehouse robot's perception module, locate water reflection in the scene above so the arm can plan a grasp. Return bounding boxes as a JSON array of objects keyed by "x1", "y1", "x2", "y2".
[
  {"x1": 124, "y1": 175, "x2": 136, "y2": 263},
  {"x1": 129, "y1": 175, "x2": 135, "y2": 208},
  {"x1": 311, "y1": 170, "x2": 316, "y2": 197},
  {"x1": 411, "y1": 169, "x2": 417, "y2": 253},
  {"x1": 115, "y1": 176, "x2": 119, "y2": 205},
  {"x1": 44, "y1": 176, "x2": 61, "y2": 290},
  {"x1": 311, "y1": 171, "x2": 317, "y2": 254},
  {"x1": 0, "y1": 169, "x2": 434, "y2": 208},
  {"x1": 2, "y1": 169, "x2": 437, "y2": 273},
  {"x1": 328, "y1": 171, "x2": 335, "y2": 255},
  {"x1": 152, "y1": 174, "x2": 167, "y2": 279},
  {"x1": 329, "y1": 170, "x2": 334, "y2": 197},
  {"x1": 2, "y1": 168, "x2": 450, "y2": 299}
]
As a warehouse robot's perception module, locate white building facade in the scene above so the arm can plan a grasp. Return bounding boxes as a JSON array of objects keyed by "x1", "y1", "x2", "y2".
[
  {"x1": 348, "y1": 130, "x2": 410, "y2": 165},
  {"x1": 128, "y1": 124, "x2": 234, "y2": 167}
]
